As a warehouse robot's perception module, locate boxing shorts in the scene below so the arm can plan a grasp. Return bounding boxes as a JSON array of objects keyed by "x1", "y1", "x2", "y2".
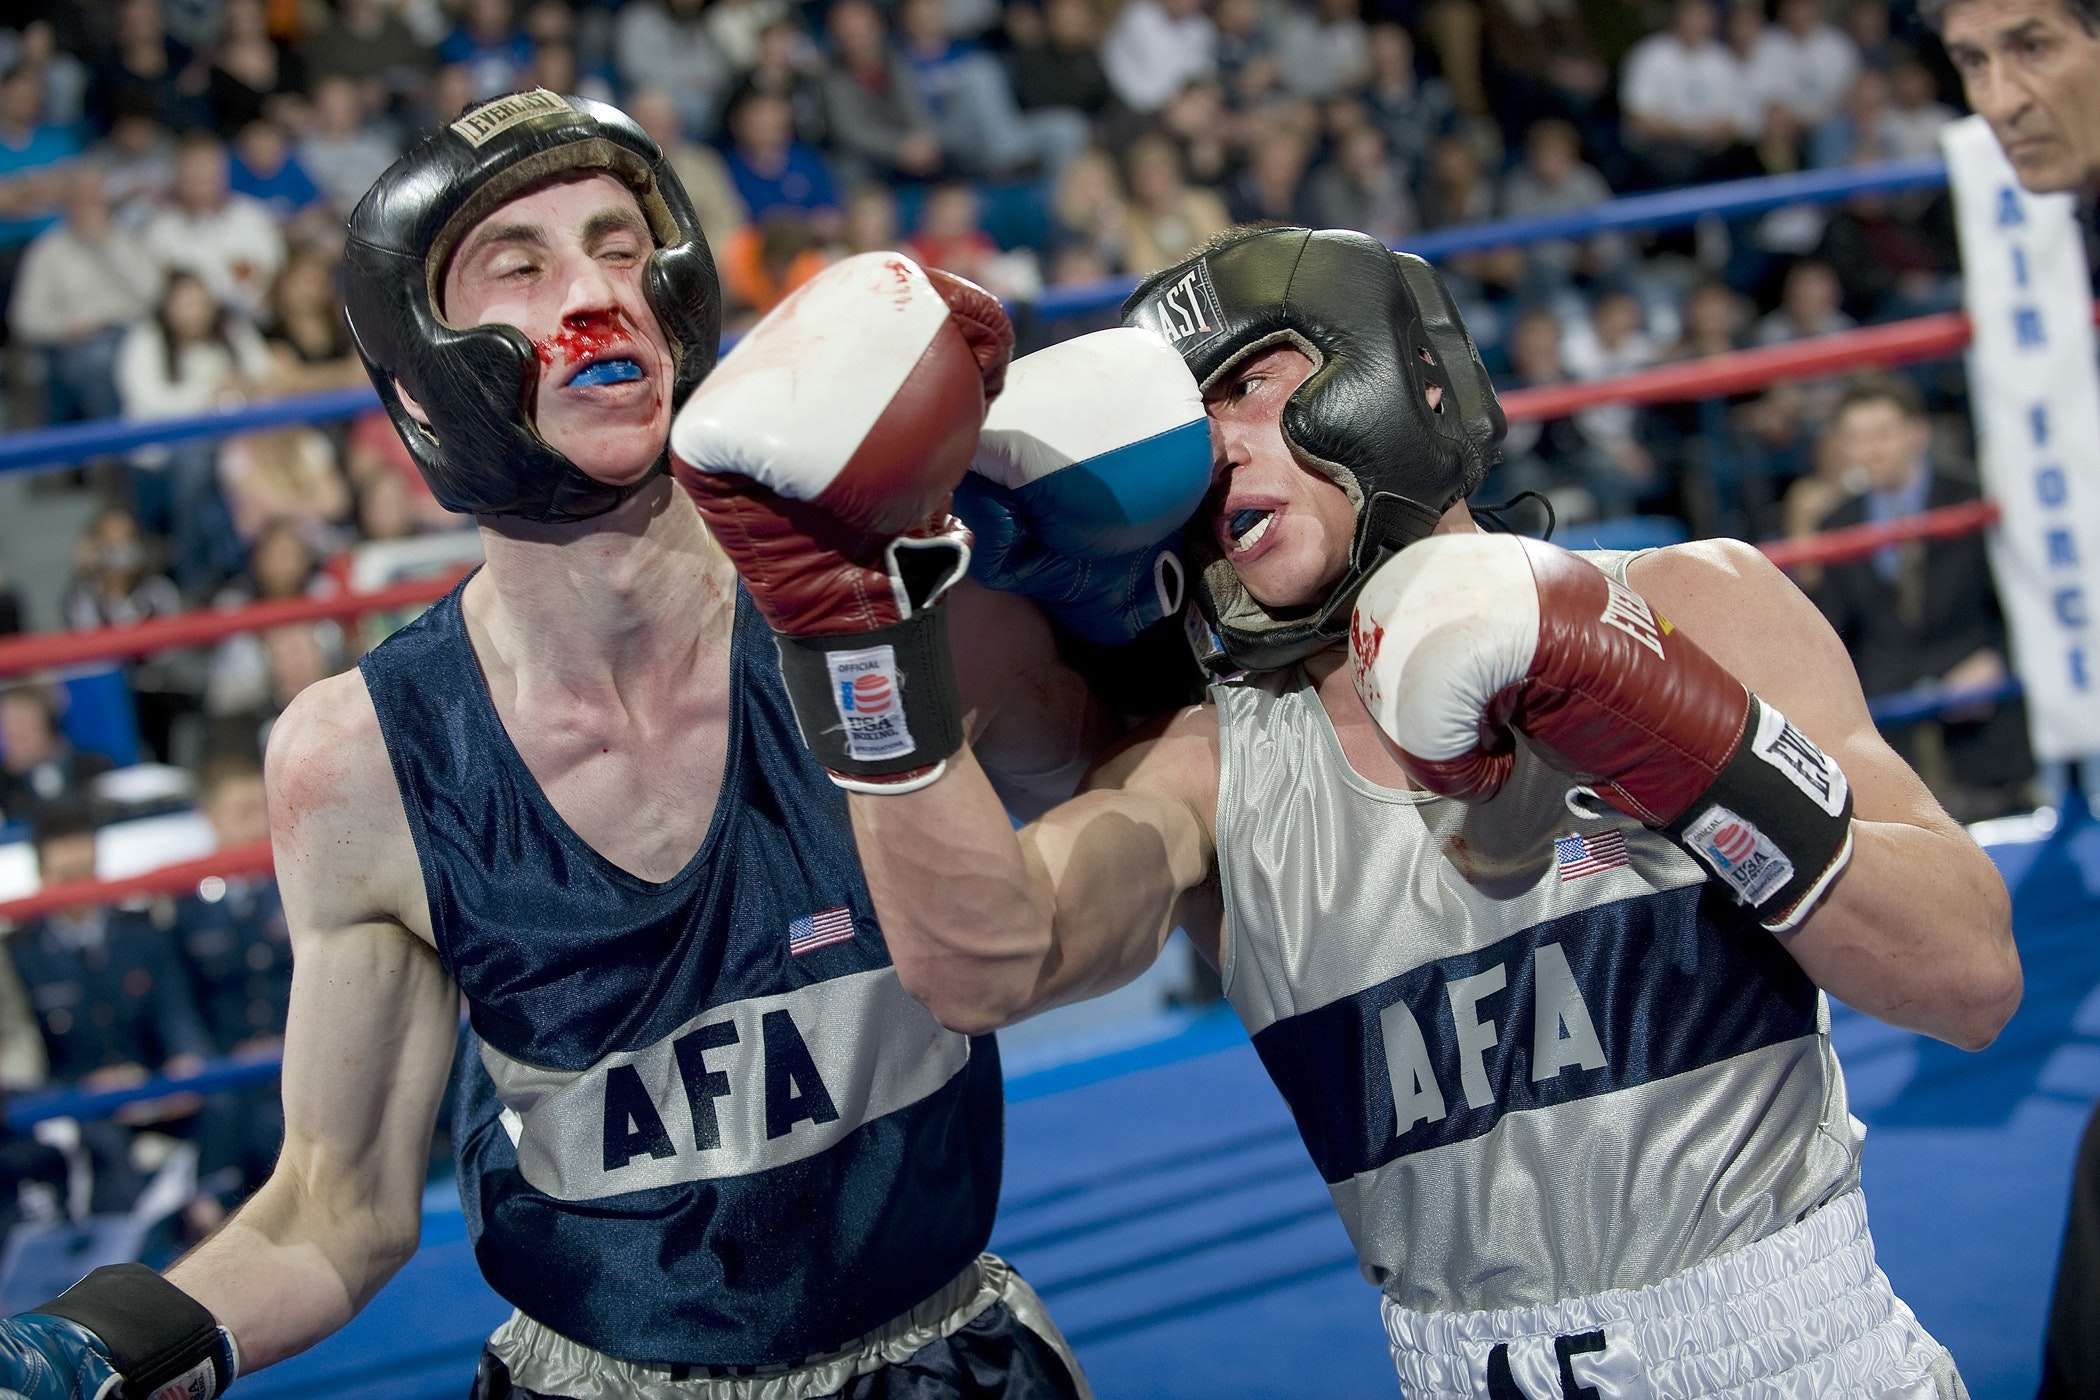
[
  {"x1": 1382, "y1": 1191, "x2": 1966, "y2": 1399},
  {"x1": 471, "y1": 1253, "x2": 1089, "y2": 1400}
]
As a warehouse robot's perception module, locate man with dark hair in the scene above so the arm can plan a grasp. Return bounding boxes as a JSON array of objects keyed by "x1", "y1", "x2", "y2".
[
  {"x1": 9, "y1": 797, "x2": 214, "y2": 1216},
  {"x1": 1806, "y1": 374, "x2": 2034, "y2": 820},
  {"x1": 0, "y1": 683, "x2": 115, "y2": 825},
  {"x1": 1929, "y1": 0, "x2": 2100, "y2": 193}
]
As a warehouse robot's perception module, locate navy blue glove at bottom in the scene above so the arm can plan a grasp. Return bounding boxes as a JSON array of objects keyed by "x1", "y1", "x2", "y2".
[{"x1": 1, "y1": 1264, "x2": 236, "y2": 1400}]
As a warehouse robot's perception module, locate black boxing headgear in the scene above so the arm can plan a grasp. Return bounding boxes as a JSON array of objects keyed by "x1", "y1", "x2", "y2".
[
  {"x1": 1121, "y1": 227, "x2": 1506, "y2": 674},
  {"x1": 343, "y1": 90, "x2": 721, "y2": 522}
]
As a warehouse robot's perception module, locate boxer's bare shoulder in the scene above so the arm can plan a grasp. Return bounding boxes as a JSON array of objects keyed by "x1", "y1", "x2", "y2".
[{"x1": 264, "y1": 668, "x2": 434, "y2": 950}]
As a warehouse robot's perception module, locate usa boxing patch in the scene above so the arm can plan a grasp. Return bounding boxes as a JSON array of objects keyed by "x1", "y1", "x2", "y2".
[{"x1": 823, "y1": 645, "x2": 917, "y2": 763}]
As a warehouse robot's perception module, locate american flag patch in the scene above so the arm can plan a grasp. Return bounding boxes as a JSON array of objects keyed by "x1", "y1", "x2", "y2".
[
  {"x1": 1555, "y1": 829, "x2": 1629, "y2": 881},
  {"x1": 788, "y1": 907, "x2": 857, "y2": 955}
]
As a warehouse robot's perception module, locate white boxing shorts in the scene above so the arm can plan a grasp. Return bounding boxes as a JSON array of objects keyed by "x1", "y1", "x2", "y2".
[{"x1": 1381, "y1": 1191, "x2": 1967, "y2": 1399}]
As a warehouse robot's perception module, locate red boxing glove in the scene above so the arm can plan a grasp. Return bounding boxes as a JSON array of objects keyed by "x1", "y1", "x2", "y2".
[
  {"x1": 670, "y1": 253, "x2": 1012, "y2": 791},
  {"x1": 1351, "y1": 534, "x2": 1853, "y2": 931}
]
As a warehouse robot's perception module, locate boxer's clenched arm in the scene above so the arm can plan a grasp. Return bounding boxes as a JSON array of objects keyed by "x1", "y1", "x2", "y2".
[
  {"x1": 1630, "y1": 540, "x2": 2021, "y2": 1049},
  {"x1": 167, "y1": 675, "x2": 459, "y2": 1370},
  {"x1": 851, "y1": 704, "x2": 1220, "y2": 1035}
]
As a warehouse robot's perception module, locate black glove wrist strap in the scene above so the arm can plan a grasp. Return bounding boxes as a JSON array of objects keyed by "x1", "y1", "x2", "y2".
[
  {"x1": 1661, "y1": 695, "x2": 1856, "y2": 933},
  {"x1": 37, "y1": 1263, "x2": 237, "y2": 1399},
  {"x1": 774, "y1": 606, "x2": 964, "y2": 791}
]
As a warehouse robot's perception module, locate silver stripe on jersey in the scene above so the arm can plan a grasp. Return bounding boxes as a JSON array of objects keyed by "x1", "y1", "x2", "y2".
[
  {"x1": 1210, "y1": 549, "x2": 1863, "y2": 1312},
  {"x1": 481, "y1": 966, "x2": 972, "y2": 1201}
]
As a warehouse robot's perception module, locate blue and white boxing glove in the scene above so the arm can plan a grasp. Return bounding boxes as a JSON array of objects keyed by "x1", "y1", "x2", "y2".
[
  {"x1": 1, "y1": 1264, "x2": 238, "y2": 1400},
  {"x1": 955, "y1": 327, "x2": 1210, "y2": 646}
]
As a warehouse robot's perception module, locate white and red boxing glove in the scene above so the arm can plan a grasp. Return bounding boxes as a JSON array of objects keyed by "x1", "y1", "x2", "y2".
[
  {"x1": 670, "y1": 252, "x2": 1012, "y2": 792},
  {"x1": 1350, "y1": 534, "x2": 1854, "y2": 931}
]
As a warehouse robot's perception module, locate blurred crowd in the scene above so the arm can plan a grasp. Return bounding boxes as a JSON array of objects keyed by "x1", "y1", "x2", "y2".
[{"x1": 0, "y1": 0, "x2": 2058, "y2": 1263}]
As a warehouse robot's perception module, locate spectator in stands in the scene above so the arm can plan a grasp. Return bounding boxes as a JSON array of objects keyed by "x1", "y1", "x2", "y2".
[
  {"x1": 1646, "y1": 277, "x2": 1761, "y2": 532},
  {"x1": 8, "y1": 165, "x2": 160, "y2": 427},
  {"x1": 821, "y1": 0, "x2": 943, "y2": 188},
  {"x1": 1809, "y1": 375, "x2": 2034, "y2": 820},
  {"x1": 1745, "y1": 0, "x2": 1861, "y2": 130},
  {"x1": 116, "y1": 269, "x2": 271, "y2": 591},
  {"x1": 1480, "y1": 0, "x2": 1610, "y2": 138},
  {"x1": 172, "y1": 750, "x2": 290, "y2": 1225},
  {"x1": 1361, "y1": 25, "x2": 1457, "y2": 180},
  {"x1": 1101, "y1": 0, "x2": 1216, "y2": 116},
  {"x1": 1756, "y1": 255, "x2": 1855, "y2": 347},
  {"x1": 1500, "y1": 118, "x2": 1629, "y2": 289},
  {"x1": 59, "y1": 505, "x2": 195, "y2": 763},
  {"x1": 1158, "y1": 79, "x2": 1235, "y2": 188},
  {"x1": 1223, "y1": 125, "x2": 1311, "y2": 227},
  {"x1": 115, "y1": 269, "x2": 271, "y2": 429},
  {"x1": 625, "y1": 86, "x2": 749, "y2": 262},
  {"x1": 6, "y1": 20, "x2": 87, "y2": 130},
  {"x1": 613, "y1": 0, "x2": 733, "y2": 138},
  {"x1": 60, "y1": 506, "x2": 182, "y2": 634},
  {"x1": 10, "y1": 798, "x2": 213, "y2": 1216},
  {"x1": 140, "y1": 132, "x2": 285, "y2": 321},
  {"x1": 86, "y1": 0, "x2": 199, "y2": 134},
  {"x1": 202, "y1": 0, "x2": 305, "y2": 134},
  {"x1": 1817, "y1": 179, "x2": 1960, "y2": 320},
  {"x1": 1050, "y1": 144, "x2": 1132, "y2": 270},
  {"x1": 204, "y1": 519, "x2": 348, "y2": 735},
  {"x1": 906, "y1": 181, "x2": 1000, "y2": 282},
  {"x1": 520, "y1": 0, "x2": 619, "y2": 105},
  {"x1": 297, "y1": 73, "x2": 403, "y2": 222},
  {"x1": 1005, "y1": 0, "x2": 1113, "y2": 120},
  {"x1": 1619, "y1": 0, "x2": 1755, "y2": 188},
  {"x1": 300, "y1": 0, "x2": 431, "y2": 104},
  {"x1": 1305, "y1": 123, "x2": 1416, "y2": 246},
  {"x1": 707, "y1": 0, "x2": 793, "y2": 73},
  {"x1": 1421, "y1": 130, "x2": 1526, "y2": 297},
  {"x1": 1883, "y1": 51, "x2": 1957, "y2": 161},
  {"x1": 1810, "y1": 68, "x2": 1894, "y2": 167},
  {"x1": 1491, "y1": 305, "x2": 1643, "y2": 523},
  {"x1": 0, "y1": 685, "x2": 115, "y2": 821},
  {"x1": 0, "y1": 61, "x2": 82, "y2": 327},
  {"x1": 1276, "y1": 0, "x2": 1370, "y2": 101},
  {"x1": 898, "y1": 0, "x2": 1086, "y2": 177},
  {"x1": 722, "y1": 89, "x2": 840, "y2": 230},
  {"x1": 1119, "y1": 130, "x2": 1229, "y2": 274},
  {"x1": 260, "y1": 246, "x2": 362, "y2": 392},
  {"x1": 1210, "y1": 0, "x2": 1281, "y2": 113},
  {"x1": 1561, "y1": 286, "x2": 1661, "y2": 500},
  {"x1": 90, "y1": 110, "x2": 175, "y2": 224},
  {"x1": 726, "y1": 18, "x2": 827, "y2": 146},
  {"x1": 439, "y1": 0, "x2": 535, "y2": 100},
  {"x1": 344, "y1": 408, "x2": 459, "y2": 534},
  {"x1": 227, "y1": 120, "x2": 326, "y2": 234},
  {"x1": 216, "y1": 425, "x2": 353, "y2": 551}
]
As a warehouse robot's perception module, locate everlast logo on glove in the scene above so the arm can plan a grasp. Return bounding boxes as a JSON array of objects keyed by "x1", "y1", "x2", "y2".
[
  {"x1": 1750, "y1": 706, "x2": 1848, "y2": 817},
  {"x1": 825, "y1": 646, "x2": 916, "y2": 761},
  {"x1": 1138, "y1": 262, "x2": 1227, "y2": 351}
]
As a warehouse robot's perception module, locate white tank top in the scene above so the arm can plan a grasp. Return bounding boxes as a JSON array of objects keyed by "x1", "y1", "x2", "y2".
[{"x1": 1209, "y1": 550, "x2": 1863, "y2": 1313}]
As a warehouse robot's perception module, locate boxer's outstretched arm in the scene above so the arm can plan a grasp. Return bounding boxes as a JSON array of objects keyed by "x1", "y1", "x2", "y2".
[
  {"x1": 851, "y1": 704, "x2": 1220, "y2": 1035},
  {"x1": 947, "y1": 580, "x2": 1121, "y2": 817},
  {"x1": 167, "y1": 678, "x2": 459, "y2": 1370},
  {"x1": 1630, "y1": 540, "x2": 2021, "y2": 1049}
]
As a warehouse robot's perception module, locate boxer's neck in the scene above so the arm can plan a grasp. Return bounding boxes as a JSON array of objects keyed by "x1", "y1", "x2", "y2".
[{"x1": 471, "y1": 476, "x2": 737, "y2": 694}]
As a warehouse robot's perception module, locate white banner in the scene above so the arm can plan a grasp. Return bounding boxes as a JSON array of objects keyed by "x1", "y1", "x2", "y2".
[{"x1": 1944, "y1": 114, "x2": 2100, "y2": 762}]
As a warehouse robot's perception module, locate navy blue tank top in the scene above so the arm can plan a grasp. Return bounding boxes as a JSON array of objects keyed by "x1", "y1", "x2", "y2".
[{"x1": 359, "y1": 576, "x2": 1002, "y2": 1367}]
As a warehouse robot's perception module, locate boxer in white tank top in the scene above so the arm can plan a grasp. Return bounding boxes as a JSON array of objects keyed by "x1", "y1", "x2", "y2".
[{"x1": 839, "y1": 228, "x2": 2020, "y2": 1398}]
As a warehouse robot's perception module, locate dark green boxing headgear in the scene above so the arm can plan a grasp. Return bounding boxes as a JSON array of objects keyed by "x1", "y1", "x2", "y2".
[{"x1": 1123, "y1": 227, "x2": 1506, "y2": 675}]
